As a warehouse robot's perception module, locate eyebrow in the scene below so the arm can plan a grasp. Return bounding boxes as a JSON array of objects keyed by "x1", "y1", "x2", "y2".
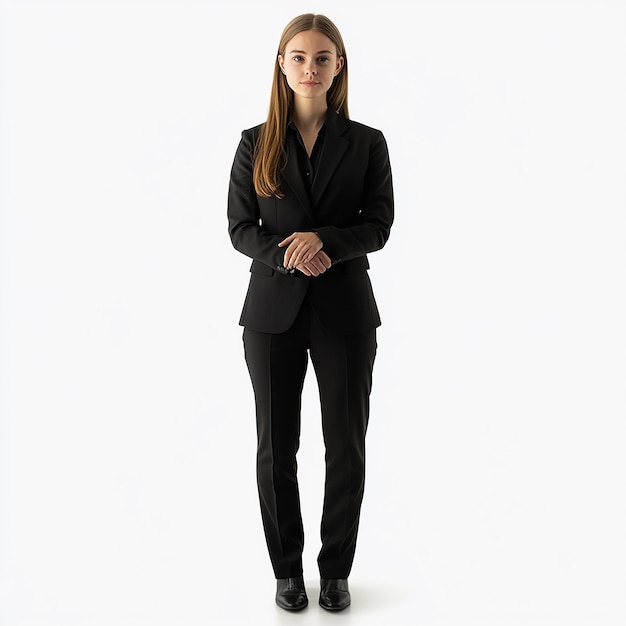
[{"x1": 289, "y1": 49, "x2": 333, "y2": 55}]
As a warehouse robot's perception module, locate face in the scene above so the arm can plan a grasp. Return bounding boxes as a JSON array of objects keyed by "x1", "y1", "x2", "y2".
[{"x1": 278, "y1": 30, "x2": 344, "y2": 103}]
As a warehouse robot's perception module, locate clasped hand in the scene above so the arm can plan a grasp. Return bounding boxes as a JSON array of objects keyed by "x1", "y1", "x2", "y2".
[{"x1": 278, "y1": 231, "x2": 331, "y2": 276}]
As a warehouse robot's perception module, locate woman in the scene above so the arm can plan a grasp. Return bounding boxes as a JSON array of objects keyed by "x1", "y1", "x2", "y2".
[{"x1": 227, "y1": 13, "x2": 394, "y2": 611}]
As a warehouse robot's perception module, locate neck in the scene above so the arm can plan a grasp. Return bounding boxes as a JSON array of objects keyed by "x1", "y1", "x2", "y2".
[{"x1": 292, "y1": 97, "x2": 328, "y2": 133}]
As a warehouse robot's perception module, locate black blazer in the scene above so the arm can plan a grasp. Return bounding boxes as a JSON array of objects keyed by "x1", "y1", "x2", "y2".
[{"x1": 227, "y1": 110, "x2": 394, "y2": 334}]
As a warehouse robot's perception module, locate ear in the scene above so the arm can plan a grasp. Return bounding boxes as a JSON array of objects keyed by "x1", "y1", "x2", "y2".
[
  {"x1": 277, "y1": 54, "x2": 285, "y2": 73},
  {"x1": 334, "y1": 56, "x2": 345, "y2": 76}
]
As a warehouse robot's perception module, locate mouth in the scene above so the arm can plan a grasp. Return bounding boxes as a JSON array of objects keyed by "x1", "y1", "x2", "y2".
[{"x1": 300, "y1": 81, "x2": 320, "y2": 86}]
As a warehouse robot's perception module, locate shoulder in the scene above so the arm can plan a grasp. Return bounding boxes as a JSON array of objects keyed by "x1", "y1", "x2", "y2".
[
  {"x1": 336, "y1": 116, "x2": 392, "y2": 171},
  {"x1": 339, "y1": 117, "x2": 390, "y2": 157},
  {"x1": 344, "y1": 118, "x2": 385, "y2": 137},
  {"x1": 241, "y1": 122, "x2": 265, "y2": 142},
  {"x1": 328, "y1": 112, "x2": 387, "y2": 144},
  {"x1": 232, "y1": 122, "x2": 265, "y2": 160}
]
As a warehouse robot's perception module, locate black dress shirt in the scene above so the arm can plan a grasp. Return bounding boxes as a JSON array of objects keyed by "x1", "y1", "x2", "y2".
[{"x1": 287, "y1": 120, "x2": 327, "y2": 192}]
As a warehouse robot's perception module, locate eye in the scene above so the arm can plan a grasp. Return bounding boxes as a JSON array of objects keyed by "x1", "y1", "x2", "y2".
[
  {"x1": 318, "y1": 56, "x2": 330, "y2": 63},
  {"x1": 292, "y1": 56, "x2": 303, "y2": 62}
]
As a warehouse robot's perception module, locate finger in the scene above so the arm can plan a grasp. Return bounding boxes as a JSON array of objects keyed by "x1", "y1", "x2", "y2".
[
  {"x1": 277, "y1": 234, "x2": 296, "y2": 248},
  {"x1": 289, "y1": 242, "x2": 309, "y2": 268},
  {"x1": 300, "y1": 241, "x2": 321, "y2": 264},
  {"x1": 305, "y1": 258, "x2": 326, "y2": 275},
  {"x1": 284, "y1": 241, "x2": 302, "y2": 267},
  {"x1": 283, "y1": 241, "x2": 301, "y2": 267},
  {"x1": 303, "y1": 242, "x2": 323, "y2": 263},
  {"x1": 313, "y1": 260, "x2": 328, "y2": 274},
  {"x1": 305, "y1": 249, "x2": 326, "y2": 265},
  {"x1": 319, "y1": 254, "x2": 332, "y2": 269},
  {"x1": 306, "y1": 251, "x2": 330, "y2": 268},
  {"x1": 305, "y1": 263, "x2": 321, "y2": 276}
]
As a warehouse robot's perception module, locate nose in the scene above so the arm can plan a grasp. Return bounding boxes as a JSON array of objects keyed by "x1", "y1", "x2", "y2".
[{"x1": 305, "y1": 62, "x2": 317, "y2": 76}]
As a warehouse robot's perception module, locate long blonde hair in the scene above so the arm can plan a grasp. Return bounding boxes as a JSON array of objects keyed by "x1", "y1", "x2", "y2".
[{"x1": 253, "y1": 13, "x2": 349, "y2": 198}]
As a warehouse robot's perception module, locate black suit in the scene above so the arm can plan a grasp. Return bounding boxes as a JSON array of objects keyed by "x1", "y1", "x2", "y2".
[
  {"x1": 227, "y1": 110, "x2": 394, "y2": 579},
  {"x1": 228, "y1": 110, "x2": 393, "y2": 334}
]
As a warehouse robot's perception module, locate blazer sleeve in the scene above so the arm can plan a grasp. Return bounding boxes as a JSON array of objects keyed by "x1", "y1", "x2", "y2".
[
  {"x1": 315, "y1": 129, "x2": 394, "y2": 263},
  {"x1": 227, "y1": 129, "x2": 285, "y2": 270}
]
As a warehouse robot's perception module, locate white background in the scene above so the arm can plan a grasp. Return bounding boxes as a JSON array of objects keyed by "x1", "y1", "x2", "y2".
[{"x1": 1, "y1": 1, "x2": 625, "y2": 625}]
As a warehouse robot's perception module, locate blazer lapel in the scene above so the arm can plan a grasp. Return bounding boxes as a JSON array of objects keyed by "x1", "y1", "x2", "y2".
[
  {"x1": 281, "y1": 111, "x2": 350, "y2": 222},
  {"x1": 311, "y1": 111, "x2": 349, "y2": 206}
]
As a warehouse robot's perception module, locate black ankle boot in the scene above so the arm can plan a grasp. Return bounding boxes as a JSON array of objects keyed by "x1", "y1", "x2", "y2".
[
  {"x1": 275, "y1": 576, "x2": 308, "y2": 610},
  {"x1": 319, "y1": 578, "x2": 351, "y2": 611}
]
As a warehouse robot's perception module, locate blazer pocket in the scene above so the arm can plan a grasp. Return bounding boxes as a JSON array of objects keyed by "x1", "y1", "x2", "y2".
[{"x1": 249, "y1": 260, "x2": 275, "y2": 276}]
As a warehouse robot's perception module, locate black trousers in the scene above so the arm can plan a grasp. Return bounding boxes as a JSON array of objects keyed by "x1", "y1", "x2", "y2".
[{"x1": 242, "y1": 295, "x2": 377, "y2": 579}]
